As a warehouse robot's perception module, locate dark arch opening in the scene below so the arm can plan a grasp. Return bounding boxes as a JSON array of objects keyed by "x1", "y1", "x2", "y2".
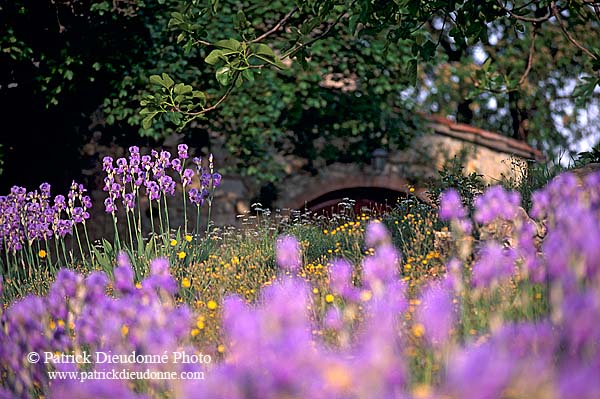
[{"x1": 302, "y1": 187, "x2": 408, "y2": 216}]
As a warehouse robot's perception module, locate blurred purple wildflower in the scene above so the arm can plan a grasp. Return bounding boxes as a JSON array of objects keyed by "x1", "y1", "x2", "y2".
[
  {"x1": 474, "y1": 185, "x2": 521, "y2": 224},
  {"x1": 324, "y1": 307, "x2": 344, "y2": 330},
  {"x1": 275, "y1": 235, "x2": 302, "y2": 272},
  {"x1": 416, "y1": 283, "x2": 455, "y2": 346},
  {"x1": 114, "y1": 253, "x2": 135, "y2": 294},
  {"x1": 472, "y1": 242, "x2": 516, "y2": 288},
  {"x1": 329, "y1": 259, "x2": 357, "y2": 299},
  {"x1": 365, "y1": 221, "x2": 389, "y2": 247},
  {"x1": 439, "y1": 189, "x2": 467, "y2": 220}
]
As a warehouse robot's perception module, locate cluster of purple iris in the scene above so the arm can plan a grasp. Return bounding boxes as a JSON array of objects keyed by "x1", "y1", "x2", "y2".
[
  {"x1": 0, "y1": 181, "x2": 90, "y2": 253},
  {"x1": 102, "y1": 144, "x2": 221, "y2": 215}
]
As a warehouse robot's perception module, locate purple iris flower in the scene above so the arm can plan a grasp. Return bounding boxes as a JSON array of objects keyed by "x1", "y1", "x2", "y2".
[{"x1": 178, "y1": 144, "x2": 189, "y2": 159}]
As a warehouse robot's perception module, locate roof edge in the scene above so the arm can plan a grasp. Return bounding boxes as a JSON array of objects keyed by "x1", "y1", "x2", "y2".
[{"x1": 423, "y1": 115, "x2": 545, "y2": 162}]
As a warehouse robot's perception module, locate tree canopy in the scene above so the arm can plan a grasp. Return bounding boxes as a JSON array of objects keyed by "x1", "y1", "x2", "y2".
[{"x1": 2, "y1": 1, "x2": 599, "y2": 185}]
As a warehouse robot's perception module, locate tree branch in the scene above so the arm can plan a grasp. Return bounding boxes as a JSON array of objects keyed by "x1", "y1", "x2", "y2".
[
  {"x1": 551, "y1": 2, "x2": 598, "y2": 60},
  {"x1": 250, "y1": 7, "x2": 299, "y2": 43},
  {"x1": 188, "y1": 72, "x2": 240, "y2": 116},
  {"x1": 519, "y1": 28, "x2": 537, "y2": 86},
  {"x1": 282, "y1": 10, "x2": 348, "y2": 59},
  {"x1": 497, "y1": 0, "x2": 551, "y2": 22}
]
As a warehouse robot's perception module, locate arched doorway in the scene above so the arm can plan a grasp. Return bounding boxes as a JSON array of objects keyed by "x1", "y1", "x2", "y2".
[{"x1": 303, "y1": 187, "x2": 408, "y2": 216}]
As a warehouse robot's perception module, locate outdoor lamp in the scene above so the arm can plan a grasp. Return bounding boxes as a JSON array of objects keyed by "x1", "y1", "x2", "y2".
[{"x1": 372, "y1": 148, "x2": 388, "y2": 172}]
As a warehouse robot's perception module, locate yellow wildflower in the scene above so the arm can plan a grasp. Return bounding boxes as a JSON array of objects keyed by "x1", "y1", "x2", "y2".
[
  {"x1": 38, "y1": 249, "x2": 47, "y2": 259},
  {"x1": 182, "y1": 277, "x2": 191, "y2": 288},
  {"x1": 359, "y1": 290, "x2": 372, "y2": 302},
  {"x1": 324, "y1": 364, "x2": 353, "y2": 391},
  {"x1": 121, "y1": 325, "x2": 129, "y2": 337},
  {"x1": 178, "y1": 251, "x2": 186, "y2": 259},
  {"x1": 207, "y1": 300, "x2": 218, "y2": 310},
  {"x1": 325, "y1": 294, "x2": 334, "y2": 303},
  {"x1": 412, "y1": 384, "x2": 431, "y2": 399},
  {"x1": 185, "y1": 235, "x2": 193, "y2": 242},
  {"x1": 170, "y1": 239, "x2": 177, "y2": 246},
  {"x1": 412, "y1": 323, "x2": 425, "y2": 338}
]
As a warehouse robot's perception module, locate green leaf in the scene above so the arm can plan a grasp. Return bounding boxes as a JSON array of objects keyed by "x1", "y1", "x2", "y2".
[
  {"x1": 184, "y1": 39, "x2": 195, "y2": 55},
  {"x1": 168, "y1": 112, "x2": 182, "y2": 125},
  {"x1": 161, "y1": 73, "x2": 175, "y2": 89},
  {"x1": 234, "y1": 74, "x2": 243, "y2": 87},
  {"x1": 251, "y1": 43, "x2": 276, "y2": 57},
  {"x1": 406, "y1": 58, "x2": 417, "y2": 86},
  {"x1": 149, "y1": 75, "x2": 164, "y2": 86},
  {"x1": 173, "y1": 83, "x2": 193, "y2": 95},
  {"x1": 254, "y1": 54, "x2": 287, "y2": 70},
  {"x1": 242, "y1": 69, "x2": 255, "y2": 82},
  {"x1": 214, "y1": 39, "x2": 241, "y2": 51},
  {"x1": 193, "y1": 90, "x2": 207, "y2": 106},
  {"x1": 145, "y1": 238, "x2": 154, "y2": 259},
  {"x1": 139, "y1": 107, "x2": 156, "y2": 115},
  {"x1": 420, "y1": 40, "x2": 437, "y2": 61},
  {"x1": 92, "y1": 247, "x2": 111, "y2": 273},
  {"x1": 101, "y1": 238, "x2": 113, "y2": 255},
  {"x1": 142, "y1": 112, "x2": 159, "y2": 129},
  {"x1": 482, "y1": 57, "x2": 492, "y2": 71},
  {"x1": 205, "y1": 49, "x2": 224, "y2": 65},
  {"x1": 216, "y1": 66, "x2": 231, "y2": 86}
]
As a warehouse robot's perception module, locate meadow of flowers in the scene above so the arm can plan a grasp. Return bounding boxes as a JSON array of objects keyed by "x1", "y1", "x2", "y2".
[{"x1": 1, "y1": 147, "x2": 600, "y2": 398}]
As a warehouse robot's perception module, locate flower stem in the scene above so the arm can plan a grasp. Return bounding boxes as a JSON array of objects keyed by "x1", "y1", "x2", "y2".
[
  {"x1": 183, "y1": 186, "x2": 188, "y2": 235},
  {"x1": 163, "y1": 195, "x2": 171, "y2": 236},
  {"x1": 112, "y1": 214, "x2": 121, "y2": 253},
  {"x1": 74, "y1": 224, "x2": 85, "y2": 263},
  {"x1": 82, "y1": 223, "x2": 94, "y2": 265}
]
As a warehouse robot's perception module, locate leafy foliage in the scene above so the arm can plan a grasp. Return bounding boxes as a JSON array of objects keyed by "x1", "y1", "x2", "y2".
[
  {"x1": 2, "y1": 0, "x2": 600, "y2": 184},
  {"x1": 426, "y1": 156, "x2": 487, "y2": 214}
]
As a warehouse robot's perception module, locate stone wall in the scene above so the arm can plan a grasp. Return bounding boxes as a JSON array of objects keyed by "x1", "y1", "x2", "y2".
[
  {"x1": 83, "y1": 121, "x2": 540, "y2": 239},
  {"x1": 264, "y1": 132, "x2": 529, "y2": 215}
]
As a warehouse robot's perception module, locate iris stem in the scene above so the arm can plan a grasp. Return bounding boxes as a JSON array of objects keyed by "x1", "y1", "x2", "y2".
[
  {"x1": 126, "y1": 210, "x2": 135, "y2": 250},
  {"x1": 149, "y1": 198, "x2": 157, "y2": 257},
  {"x1": 74, "y1": 224, "x2": 85, "y2": 263},
  {"x1": 112, "y1": 214, "x2": 121, "y2": 253},
  {"x1": 82, "y1": 223, "x2": 94, "y2": 266},
  {"x1": 163, "y1": 195, "x2": 171, "y2": 236},
  {"x1": 157, "y1": 197, "x2": 165, "y2": 239},
  {"x1": 183, "y1": 185, "x2": 188, "y2": 236}
]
